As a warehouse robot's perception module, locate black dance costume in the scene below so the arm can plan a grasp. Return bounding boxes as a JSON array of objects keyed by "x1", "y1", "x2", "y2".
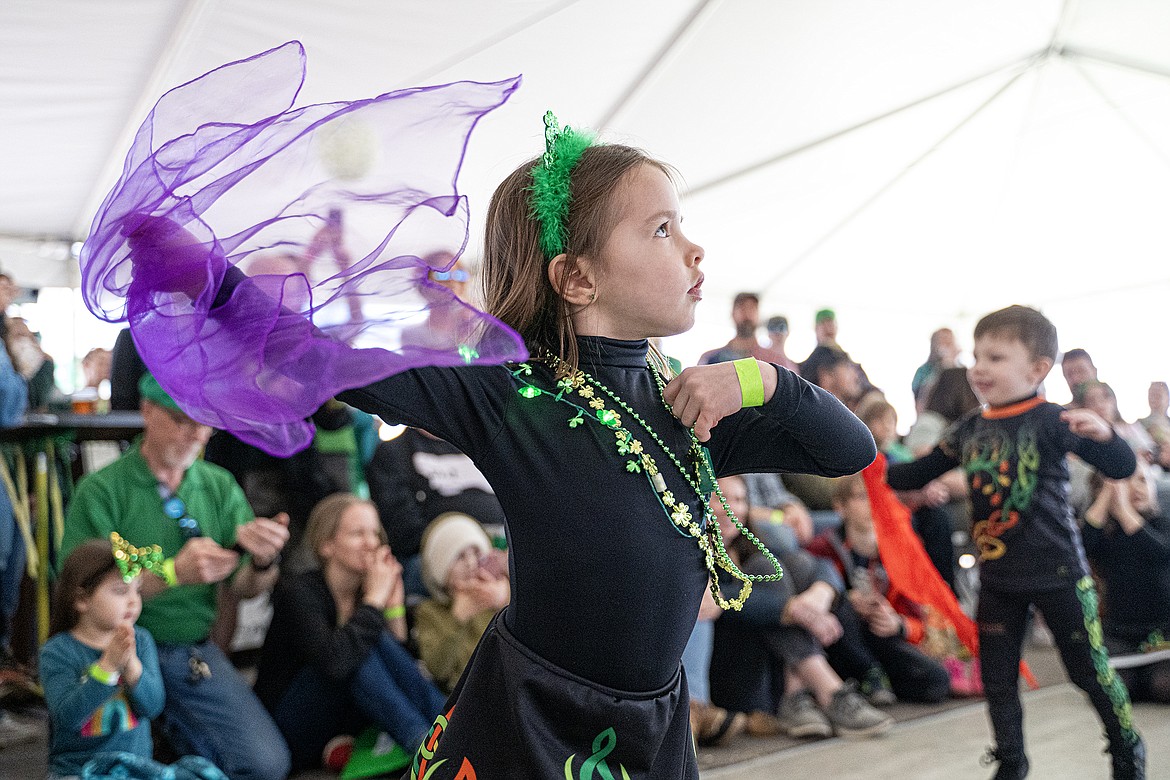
[
  {"x1": 888, "y1": 395, "x2": 1141, "y2": 769},
  {"x1": 341, "y1": 335, "x2": 875, "y2": 779}
]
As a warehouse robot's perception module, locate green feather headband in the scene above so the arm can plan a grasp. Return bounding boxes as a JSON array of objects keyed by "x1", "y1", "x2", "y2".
[{"x1": 529, "y1": 111, "x2": 594, "y2": 259}]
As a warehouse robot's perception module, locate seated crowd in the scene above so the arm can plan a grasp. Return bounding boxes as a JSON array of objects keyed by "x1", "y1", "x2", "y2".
[{"x1": 0, "y1": 278, "x2": 1166, "y2": 779}]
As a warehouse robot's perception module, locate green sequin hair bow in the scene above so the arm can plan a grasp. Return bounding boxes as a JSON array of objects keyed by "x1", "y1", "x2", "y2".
[
  {"x1": 111, "y1": 531, "x2": 165, "y2": 583},
  {"x1": 529, "y1": 110, "x2": 594, "y2": 259}
]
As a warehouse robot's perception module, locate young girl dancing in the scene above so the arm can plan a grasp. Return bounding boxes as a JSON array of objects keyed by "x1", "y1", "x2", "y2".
[{"x1": 78, "y1": 44, "x2": 876, "y2": 779}]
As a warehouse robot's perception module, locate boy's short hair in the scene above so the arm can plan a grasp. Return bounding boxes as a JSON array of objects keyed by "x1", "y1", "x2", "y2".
[
  {"x1": 973, "y1": 305, "x2": 1058, "y2": 362},
  {"x1": 856, "y1": 396, "x2": 897, "y2": 426}
]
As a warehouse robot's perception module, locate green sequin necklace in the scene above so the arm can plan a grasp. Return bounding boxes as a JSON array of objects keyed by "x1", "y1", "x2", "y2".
[{"x1": 509, "y1": 353, "x2": 782, "y2": 610}]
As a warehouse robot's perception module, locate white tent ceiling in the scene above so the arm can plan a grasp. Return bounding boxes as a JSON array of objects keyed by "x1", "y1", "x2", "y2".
[{"x1": 3, "y1": 0, "x2": 1170, "y2": 417}]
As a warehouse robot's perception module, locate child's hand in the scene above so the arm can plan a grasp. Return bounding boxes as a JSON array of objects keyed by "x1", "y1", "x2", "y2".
[
  {"x1": 663, "y1": 362, "x2": 777, "y2": 441},
  {"x1": 1061, "y1": 408, "x2": 1113, "y2": 442},
  {"x1": 101, "y1": 624, "x2": 135, "y2": 674}
]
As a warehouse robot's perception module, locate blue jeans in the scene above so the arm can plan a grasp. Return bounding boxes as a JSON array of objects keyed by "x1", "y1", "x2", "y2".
[
  {"x1": 270, "y1": 633, "x2": 446, "y2": 771},
  {"x1": 681, "y1": 620, "x2": 713, "y2": 703},
  {"x1": 156, "y1": 641, "x2": 290, "y2": 780},
  {"x1": 0, "y1": 486, "x2": 24, "y2": 652}
]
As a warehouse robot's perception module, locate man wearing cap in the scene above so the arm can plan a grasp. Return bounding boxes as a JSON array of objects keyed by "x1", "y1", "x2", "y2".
[
  {"x1": 800, "y1": 308, "x2": 876, "y2": 395},
  {"x1": 59, "y1": 374, "x2": 292, "y2": 780},
  {"x1": 698, "y1": 292, "x2": 774, "y2": 366}
]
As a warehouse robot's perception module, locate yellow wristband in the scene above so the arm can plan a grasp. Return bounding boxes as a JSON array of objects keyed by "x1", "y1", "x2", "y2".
[
  {"x1": 87, "y1": 662, "x2": 120, "y2": 686},
  {"x1": 383, "y1": 604, "x2": 406, "y2": 620},
  {"x1": 733, "y1": 358, "x2": 765, "y2": 407},
  {"x1": 160, "y1": 558, "x2": 178, "y2": 588},
  {"x1": 769, "y1": 509, "x2": 785, "y2": 525}
]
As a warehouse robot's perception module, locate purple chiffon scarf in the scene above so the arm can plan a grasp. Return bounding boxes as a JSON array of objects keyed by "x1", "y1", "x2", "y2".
[{"x1": 80, "y1": 41, "x2": 527, "y2": 456}]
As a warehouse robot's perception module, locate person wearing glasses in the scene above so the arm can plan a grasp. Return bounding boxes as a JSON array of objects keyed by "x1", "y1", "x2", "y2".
[{"x1": 59, "y1": 373, "x2": 292, "y2": 780}]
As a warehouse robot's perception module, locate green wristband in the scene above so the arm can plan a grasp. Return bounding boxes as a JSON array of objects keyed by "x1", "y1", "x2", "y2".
[
  {"x1": 383, "y1": 604, "x2": 406, "y2": 620},
  {"x1": 733, "y1": 358, "x2": 765, "y2": 407},
  {"x1": 160, "y1": 558, "x2": 178, "y2": 588},
  {"x1": 88, "y1": 662, "x2": 120, "y2": 686}
]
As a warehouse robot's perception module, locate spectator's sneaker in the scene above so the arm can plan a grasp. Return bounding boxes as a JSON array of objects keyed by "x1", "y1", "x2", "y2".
[
  {"x1": 1110, "y1": 735, "x2": 1146, "y2": 780},
  {"x1": 777, "y1": 690, "x2": 832, "y2": 739},
  {"x1": 322, "y1": 734, "x2": 355, "y2": 773},
  {"x1": 980, "y1": 746, "x2": 1029, "y2": 779},
  {"x1": 0, "y1": 711, "x2": 40, "y2": 749},
  {"x1": 860, "y1": 666, "x2": 897, "y2": 706},
  {"x1": 825, "y1": 683, "x2": 894, "y2": 738}
]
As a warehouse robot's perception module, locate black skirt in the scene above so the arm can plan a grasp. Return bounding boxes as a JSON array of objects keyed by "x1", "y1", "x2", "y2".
[{"x1": 406, "y1": 609, "x2": 697, "y2": 779}]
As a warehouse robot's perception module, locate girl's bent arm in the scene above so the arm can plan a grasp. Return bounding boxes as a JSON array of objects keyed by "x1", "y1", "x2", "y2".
[
  {"x1": 39, "y1": 639, "x2": 121, "y2": 732},
  {"x1": 708, "y1": 365, "x2": 876, "y2": 478}
]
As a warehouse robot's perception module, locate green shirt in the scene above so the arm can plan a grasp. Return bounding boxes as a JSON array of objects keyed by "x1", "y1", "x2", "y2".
[{"x1": 61, "y1": 442, "x2": 253, "y2": 644}]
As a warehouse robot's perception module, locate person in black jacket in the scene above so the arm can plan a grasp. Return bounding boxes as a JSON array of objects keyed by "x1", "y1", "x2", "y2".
[
  {"x1": 254, "y1": 493, "x2": 444, "y2": 772},
  {"x1": 1082, "y1": 462, "x2": 1170, "y2": 704}
]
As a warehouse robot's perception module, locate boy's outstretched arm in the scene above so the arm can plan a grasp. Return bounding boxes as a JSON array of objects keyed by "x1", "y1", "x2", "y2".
[
  {"x1": 886, "y1": 447, "x2": 958, "y2": 491},
  {"x1": 1062, "y1": 408, "x2": 1137, "y2": 480}
]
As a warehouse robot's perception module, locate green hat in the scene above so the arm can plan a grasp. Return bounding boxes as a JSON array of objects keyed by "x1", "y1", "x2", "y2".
[
  {"x1": 815, "y1": 308, "x2": 836, "y2": 324},
  {"x1": 138, "y1": 373, "x2": 181, "y2": 411}
]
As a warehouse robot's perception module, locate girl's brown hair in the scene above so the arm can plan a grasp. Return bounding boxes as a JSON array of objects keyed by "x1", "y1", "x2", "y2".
[
  {"x1": 305, "y1": 493, "x2": 385, "y2": 565},
  {"x1": 51, "y1": 539, "x2": 120, "y2": 636},
  {"x1": 481, "y1": 144, "x2": 674, "y2": 373}
]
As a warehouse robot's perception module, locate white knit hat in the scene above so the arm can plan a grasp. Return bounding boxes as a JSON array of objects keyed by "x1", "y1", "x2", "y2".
[{"x1": 420, "y1": 512, "x2": 492, "y2": 601}]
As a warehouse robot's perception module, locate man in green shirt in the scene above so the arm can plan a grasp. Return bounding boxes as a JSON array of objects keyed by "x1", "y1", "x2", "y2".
[{"x1": 60, "y1": 374, "x2": 291, "y2": 780}]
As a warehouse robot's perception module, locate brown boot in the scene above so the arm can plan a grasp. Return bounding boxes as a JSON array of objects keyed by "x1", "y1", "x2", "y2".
[
  {"x1": 689, "y1": 700, "x2": 746, "y2": 747},
  {"x1": 744, "y1": 710, "x2": 786, "y2": 737}
]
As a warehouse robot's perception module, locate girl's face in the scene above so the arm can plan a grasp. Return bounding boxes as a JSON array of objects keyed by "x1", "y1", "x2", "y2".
[
  {"x1": 321, "y1": 503, "x2": 384, "y2": 572},
  {"x1": 76, "y1": 571, "x2": 141, "y2": 632},
  {"x1": 446, "y1": 546, "x2": 483, "y2": 592},
  {"x1": 583, "y1": 165, "x2": 705, "y2": 340}
]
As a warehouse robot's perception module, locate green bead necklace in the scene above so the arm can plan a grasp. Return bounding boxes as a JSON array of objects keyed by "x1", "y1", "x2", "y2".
[{"x1": 509, "y1": 353, "x2": 783, "y2": 611}]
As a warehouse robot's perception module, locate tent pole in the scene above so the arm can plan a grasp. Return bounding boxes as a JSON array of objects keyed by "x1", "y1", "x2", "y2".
[
  {"x1": 686, "y1": 50, "x2": 1047, "y2": 199},
  {"x1": 757, "y1": 55, "x2": 1042, "y2": 292},
  {"x1": 596, "y1": 0, "x2": 721, "y2": 132}
]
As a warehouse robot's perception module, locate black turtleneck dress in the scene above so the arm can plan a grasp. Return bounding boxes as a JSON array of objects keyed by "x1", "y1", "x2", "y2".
[{"x1": 341, "y1": 335, "x2": 875, "y2": 780}]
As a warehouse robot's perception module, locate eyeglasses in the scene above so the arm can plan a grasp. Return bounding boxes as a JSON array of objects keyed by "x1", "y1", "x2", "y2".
[
  {"x1": 429, "y1": 269, "x2": 469, "y2": 283},
  {"x1": 162, "y1": 494, "x2": 202, "y2": 539}
]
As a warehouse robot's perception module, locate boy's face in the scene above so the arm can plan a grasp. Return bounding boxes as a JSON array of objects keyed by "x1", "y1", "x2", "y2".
[
  {"x1": 834, "y1": 482, "x2": 872, "y2": 529},
  {"x1": 969, "y1": 334, "x2": 1052, "y2": 407},
  {"x1": 867, "y1": 410, "x2": 897, "y2": 449}
]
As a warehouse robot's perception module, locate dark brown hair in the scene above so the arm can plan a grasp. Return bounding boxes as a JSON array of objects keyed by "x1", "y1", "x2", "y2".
[
  {"x1": 973, "y1": 305, "x2": 1058, "y2": 362},
  {"x1": 51, "y1": 539, "x2": 120, "y2": 636},
  {"x1": 481, "y1": 144, "x2": 674, "y2": 373},
  {"x1": 924, "y1": 366, "x2": 981, "y2": 423}
]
